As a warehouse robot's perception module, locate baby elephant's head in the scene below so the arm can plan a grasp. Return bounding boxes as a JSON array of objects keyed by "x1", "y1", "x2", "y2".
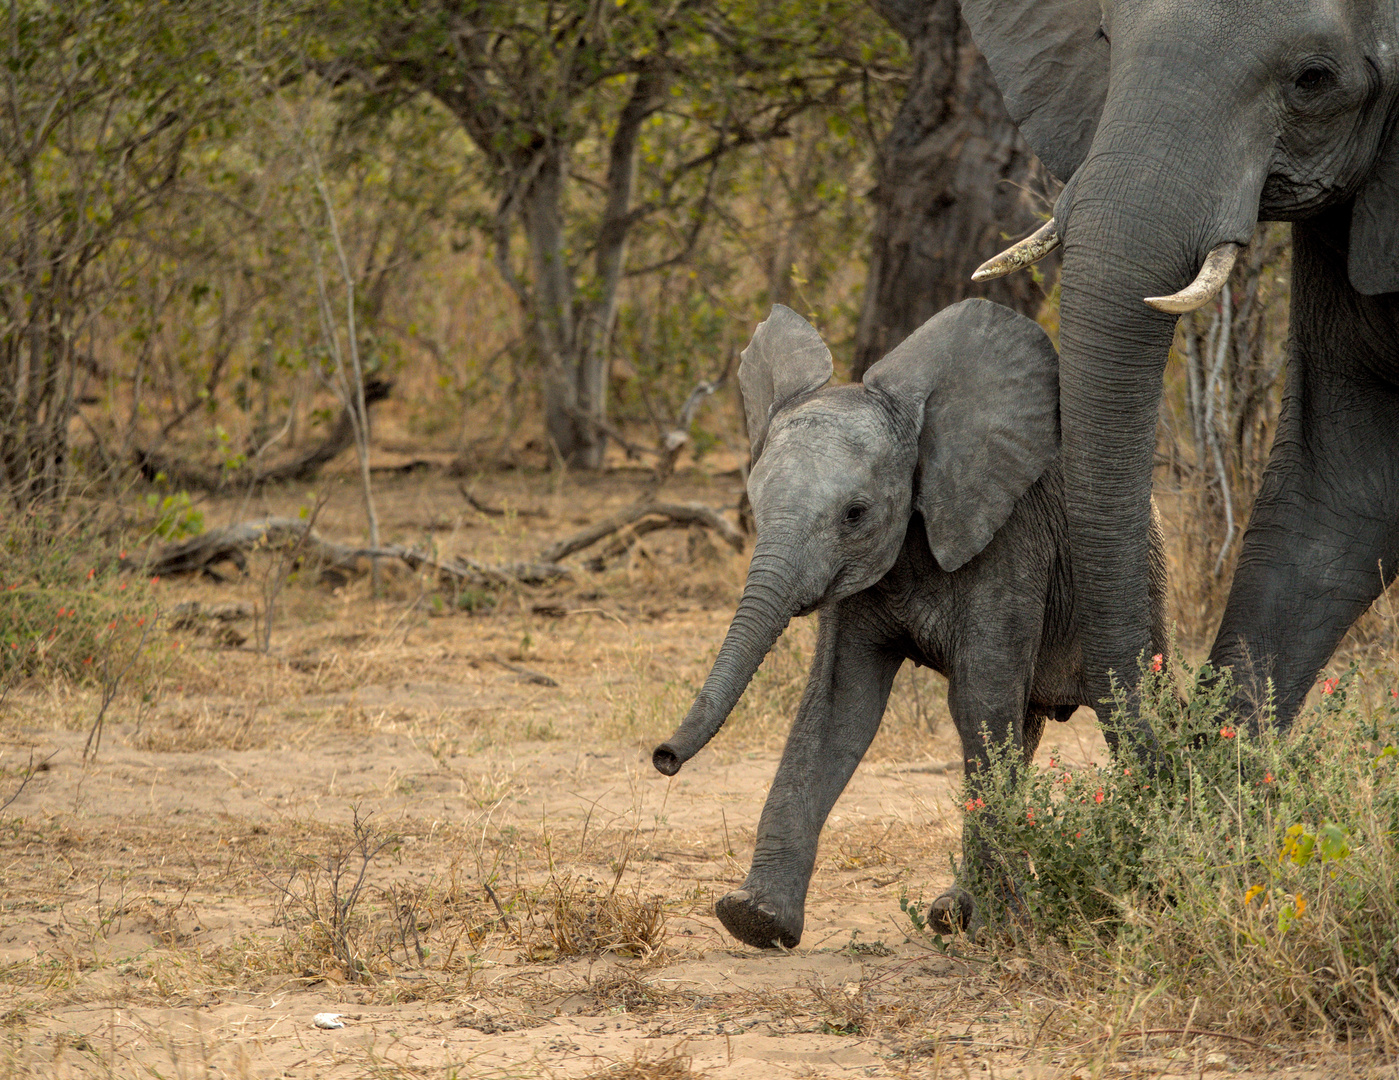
[
  {"x1": 744, "y1": 297, "x2": 1061, "y2": 609},
  {"x1": 653, "y1": 297, "x2": 1061, "y2": 776}
]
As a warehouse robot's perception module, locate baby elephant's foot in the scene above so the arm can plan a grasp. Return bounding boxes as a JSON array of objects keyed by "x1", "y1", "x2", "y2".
[
  {"x1": 927, "y1": 887, "x2": 975, "y2": 935},
  {"x1": 716, "y1": 888, "x2": 802, "y2": 949}
]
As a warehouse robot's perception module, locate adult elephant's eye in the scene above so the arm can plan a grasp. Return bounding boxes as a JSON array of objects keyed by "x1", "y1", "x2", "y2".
[
  {"x1": 843, "y1": 504, "x2": 866, "y2": 527},
  {"x1": 1294, "y1": 63, "x2": 1337, "y2": 95},
  {"x1": 1094, "y1": 23, "x2": 1109, "y2": 44}
]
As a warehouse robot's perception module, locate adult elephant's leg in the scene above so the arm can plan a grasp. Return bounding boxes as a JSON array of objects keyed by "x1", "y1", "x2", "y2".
[
  {"x1": 717, "y1": 602, "x2": 901, "y2": 949},
  {"x1": 1210, "y1": 215, "x2": 1399, "y2": 726}
]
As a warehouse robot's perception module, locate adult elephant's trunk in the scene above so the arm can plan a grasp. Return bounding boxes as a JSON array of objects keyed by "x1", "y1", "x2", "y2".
[
  {"x1": 1053, "y1": 74, "x2": 1264, "y2": 717},
  {"x1": 653, "y1": 547, "x2": 797, "y2": 775}
]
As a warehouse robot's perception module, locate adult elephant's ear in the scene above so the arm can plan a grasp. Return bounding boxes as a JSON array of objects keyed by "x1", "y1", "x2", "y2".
[
  {"x1": 864, "y1": 299, "x2": 1059, "y2": 573},
  {"x1": 1349, "y1": 122, "x2": 1399, "y2": 295},
  {"x1": 959, "y1": 0, "x2": 1108, "y2": 181},
  {"x1": 738, "y1": 304, "x2": 833, "y2": 460}
]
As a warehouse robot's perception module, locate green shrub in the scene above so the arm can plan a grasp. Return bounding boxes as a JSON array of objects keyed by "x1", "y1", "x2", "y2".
[
  {"x1": 1, "y1": 519, "x2": 165, "y2": 691},
  {"x1": 961, "y1": 653, "x2": 1399, "y2": 1038}
]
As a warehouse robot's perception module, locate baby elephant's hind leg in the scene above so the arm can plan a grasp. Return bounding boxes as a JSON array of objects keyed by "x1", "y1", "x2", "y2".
[{"x1": 927, "y1": 688, "x2": 1040, "y2": 935}]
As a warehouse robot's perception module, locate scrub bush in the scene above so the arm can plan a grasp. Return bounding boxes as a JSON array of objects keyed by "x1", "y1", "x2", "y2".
[
  {"x1": 0, "y1": 517, "x2": 165, "y2": 693},
  {"x1": 962, "y1": 654, "x2": 1399, "y2": 1038}
]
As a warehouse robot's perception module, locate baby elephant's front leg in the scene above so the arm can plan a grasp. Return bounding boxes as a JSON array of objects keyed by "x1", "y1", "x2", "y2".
[{"x1": 718, "y1": 614, "x2": 902, "y2": 949}]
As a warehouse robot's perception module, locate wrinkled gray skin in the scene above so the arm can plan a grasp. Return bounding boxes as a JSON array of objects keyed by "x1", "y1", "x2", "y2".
[
  {"x1": 652, "y1": 300, "x2": 1167, "y2": 948},
  {"x1": 959, "y1": 0, "x2": 1399, "y2": 730}
]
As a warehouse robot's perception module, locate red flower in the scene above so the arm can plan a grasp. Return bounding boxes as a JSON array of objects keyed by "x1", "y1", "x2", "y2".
[
  {"x1": 1150, "y1": 653, "x2": 1163, "y2": 673},
  {"x1": 1263, "y1": 772, "x2": 1274, "y2": 784},
  {"x1": 964, "y1": 797, "x2": 985, "y2": 812},
  {"x1": 1094, "y1": 788, "x2": 1105, "y2": 804},
  {"x1": 1321, "y1": 677, "x2": 1339, "y2": 695},
  {"x1": 1220, "y1": 726, "x2": 1236, "y2": 739}
]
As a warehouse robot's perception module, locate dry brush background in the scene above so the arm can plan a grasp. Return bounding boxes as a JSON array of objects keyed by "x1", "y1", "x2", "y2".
[{"x1": 3, "y1": 2, "x2": 1399, "y2": 1077}]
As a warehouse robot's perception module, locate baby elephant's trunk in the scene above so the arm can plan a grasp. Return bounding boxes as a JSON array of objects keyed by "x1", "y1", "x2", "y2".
[{"x1": 652, "y1": 554, "x2": 794, "y2": 775}]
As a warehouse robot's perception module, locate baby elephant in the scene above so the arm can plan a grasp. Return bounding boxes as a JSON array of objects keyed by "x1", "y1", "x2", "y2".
[{"x1": 652, "y1": 299, "x2": 1166, "y2": 948}]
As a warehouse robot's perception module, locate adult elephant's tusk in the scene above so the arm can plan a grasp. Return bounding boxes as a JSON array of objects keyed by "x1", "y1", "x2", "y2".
[
  {"x1": 971, "y1": 219, "x2": 1061, "y2": 282},
  {"x1": 1143, "y1": 243, "x2": 1242, "y2": 313}
]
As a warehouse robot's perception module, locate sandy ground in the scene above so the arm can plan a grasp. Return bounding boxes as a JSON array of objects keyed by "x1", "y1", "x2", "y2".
[{"x1": 1, "y1": 464, "x2": 1393, "y2": 1078}]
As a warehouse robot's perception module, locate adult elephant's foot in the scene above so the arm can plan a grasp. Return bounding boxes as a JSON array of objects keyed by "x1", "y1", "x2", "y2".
[
  {"x1": 927, "y1": 887, "x2": 975, "y2": 935},
  {"x1": 716, "y1": 888, "x2": 802, "y2": 949}
]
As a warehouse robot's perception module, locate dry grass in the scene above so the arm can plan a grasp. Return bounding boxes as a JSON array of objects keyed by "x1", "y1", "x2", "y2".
[
  {"x1": 4, "y1": 469, "x2": 1399, "y2": 1078},
  {"x1": 511, "y1": 842, "x2": 671, "y2": 964},
  {"x1": 574, "y1": 1050, "x2": 705, "y2": 1080}
]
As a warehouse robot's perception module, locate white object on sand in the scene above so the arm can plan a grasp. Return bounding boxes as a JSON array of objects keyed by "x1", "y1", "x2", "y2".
[{"x1": 313, "y1": 1013, "x2": 345, "y2": 1029}]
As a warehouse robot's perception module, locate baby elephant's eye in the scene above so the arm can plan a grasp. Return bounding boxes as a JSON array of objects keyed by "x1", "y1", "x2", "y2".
[{"x1": 843, "y1": 504, "x2": 867, "y2": 527}]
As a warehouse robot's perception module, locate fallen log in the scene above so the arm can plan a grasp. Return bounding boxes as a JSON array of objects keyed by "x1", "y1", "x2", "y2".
[
  {"x1": 141, "y1": 517, "x2": 570, "y2": 588},
  {"x1": 134, "y1": 379, "x2": 393, "y2": 490},
  {"x1": 142, "y1": 497, "x2": 741, "y2": 587},
  {"x1": 539, "y1": 502, "x2": 745, "y2": 564}
]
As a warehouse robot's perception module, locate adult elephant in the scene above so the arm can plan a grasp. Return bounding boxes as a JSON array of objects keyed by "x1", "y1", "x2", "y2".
[{"x1": 960, "y1": 0, "x2": 1399, "y2": 727}]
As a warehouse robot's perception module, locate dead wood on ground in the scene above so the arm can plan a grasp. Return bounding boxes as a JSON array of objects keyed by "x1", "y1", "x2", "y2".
[
  {"x1": 485, "y1": 654, "x2": 559, "y2": 687},
  {"x1": 140, "y1": 494, "x2": 744, "y2": 589},
  {"x1": 141, "y1": 517, "x2": 570, "y2": 587},
  {"x1": 459, "y1": 485, "x2": 550, "y2": 519},
  {"x1": 539, "y1": 501, "x2": 744, "y2": 564},
  {"x1": 134, "y1": 378, "x2": 393, "y2": 490}
]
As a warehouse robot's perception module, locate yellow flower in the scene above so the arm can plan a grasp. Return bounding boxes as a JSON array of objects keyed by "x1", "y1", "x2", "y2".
[
  {"x1": 1294, "y1": 894, "x2": 1307, "y2": 916},
  {"x1": 1244, "y1": 885, "x2": 1265, "y2": 905}
]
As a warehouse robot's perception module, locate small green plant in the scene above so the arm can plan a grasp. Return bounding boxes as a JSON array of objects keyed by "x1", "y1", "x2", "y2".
[{"x1": 141, "y1": 478, "x2": 205, "y2": 541}]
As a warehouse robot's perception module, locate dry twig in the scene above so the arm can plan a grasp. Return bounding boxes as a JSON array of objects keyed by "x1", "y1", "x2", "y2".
[
  {"x1": 458, "y1": 484, "x2": 549, "y2": 519},
  {"x1": 486, "y1": 654, "x2": 559, "y2": 687},
  {"x1": 0, "y1": 748, "x2": 57, "y2": 814}
]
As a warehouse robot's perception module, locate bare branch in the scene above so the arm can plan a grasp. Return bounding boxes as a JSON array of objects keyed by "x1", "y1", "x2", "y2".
[
  {"x1": 0, "y1": 748, "x2": 58, "y2": 815},
  {"x1": 541, "y1": 501, "x2": 744, "y2": 564}
]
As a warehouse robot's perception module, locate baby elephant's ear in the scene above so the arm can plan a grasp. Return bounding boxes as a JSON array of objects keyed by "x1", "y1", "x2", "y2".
[
  {"x1": 863, "y1": 299, "x2": 1059, "y2": 572},
  {"x1": 739, "y1": 304, "x2": 833, "y2": 460}
]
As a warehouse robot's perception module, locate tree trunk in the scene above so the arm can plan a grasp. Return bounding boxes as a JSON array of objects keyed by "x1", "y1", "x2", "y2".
[
  {"x1": 519, "y1": 145, "x2": 600, "y2": 468},
  {"x1": 853, "y1": 0, "x2": 1057, "y2": 378},
  {"x1": 0, "y1": 252, "x2": 81, "y2": 509}
]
